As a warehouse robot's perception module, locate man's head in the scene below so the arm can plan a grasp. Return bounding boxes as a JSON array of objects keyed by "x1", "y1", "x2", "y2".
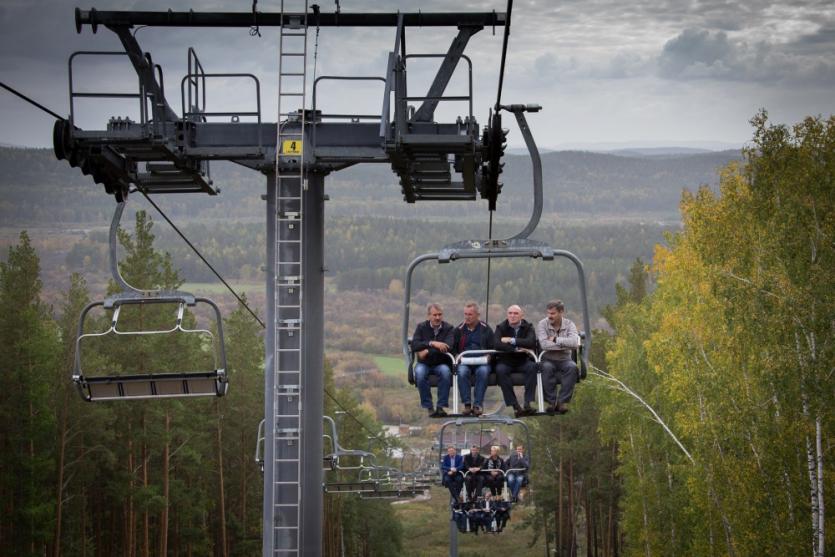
[
  {"x1": 515, "y1": 444, "x2": 524, "y2": 456},
  {"x1": 546, "y1": 300, "x2": 565, "y2": 324},
  {"x1": 471, "y1": 444, "x2": 480, "y2": 455},
  {"x1": 506, "y1": 305, "x2": 523, "y2": 327},
  {"x1": 463, "y1": 302, "x2": 480, "y2": 327},
  {"x1": 427, "y1": 303, "x2": 444, "y2": 327},
  {"x1": 447, "y1": 445, "x2": 457, "y2": 457},
  {"x1": 490, "y1": 445, "x2": 500, "y2": 458}
]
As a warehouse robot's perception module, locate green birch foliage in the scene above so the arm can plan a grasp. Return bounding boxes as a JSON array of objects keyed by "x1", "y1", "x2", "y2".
[{"x1": 602, "y1": 113, "x2": 835, "y2": 555}]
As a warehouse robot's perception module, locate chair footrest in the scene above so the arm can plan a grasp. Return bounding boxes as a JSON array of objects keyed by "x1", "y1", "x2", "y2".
[{"x1": 78, "y1": 371, "x2": 227, "y2": 401}]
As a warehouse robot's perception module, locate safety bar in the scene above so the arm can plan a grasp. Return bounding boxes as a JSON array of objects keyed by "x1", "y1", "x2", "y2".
[
  {"x1": 185, "y1": 47, "x2": 206, "y2": 121},
  {"x1": 312, "y1": 75, "x2": 386, "y2": 151},
  {"x1": 69, "y1": 51, "x2": 148, "y2": 127},
  {"x1": 179, "y1": 73, "x2": 262, "y2": 152},
  {"x1": 404, "y1": 54, "x2": 473, "y2": 132}
]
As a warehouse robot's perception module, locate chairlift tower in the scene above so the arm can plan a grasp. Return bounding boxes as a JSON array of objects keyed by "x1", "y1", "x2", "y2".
[{"x1": 56, "y1": 4, "x2": 511, "y2": 556}]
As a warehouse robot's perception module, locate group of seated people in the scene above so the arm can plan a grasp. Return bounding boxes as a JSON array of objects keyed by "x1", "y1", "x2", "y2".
[
  {"x1": 440, "y1": 443, "x2": 530, "y2": 504},
  {"x1": 451, "y1": 497, "x2": 513, "y2": 535},
  {"x1": 411, "y1": 300, "x2": 580, "y2": 418}
]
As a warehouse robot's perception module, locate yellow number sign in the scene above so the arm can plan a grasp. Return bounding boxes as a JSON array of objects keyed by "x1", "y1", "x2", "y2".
[{"x1": 282, "y1": 139, "x2": 303, "y2": 155}]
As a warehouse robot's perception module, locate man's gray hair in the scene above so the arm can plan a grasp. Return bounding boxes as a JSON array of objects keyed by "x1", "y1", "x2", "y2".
[
  {"x1": 464, "y1": 301, "x2": 480, "y2": 313},
  {"x1": 427, "y1": 303, "x2": 443, "y2": 314},
  {"x1": 546, "y1": 300, "x2": 565, "y2": 312}
]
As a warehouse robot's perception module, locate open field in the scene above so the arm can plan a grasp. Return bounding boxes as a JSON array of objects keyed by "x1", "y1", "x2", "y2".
[{"x1": 371, "y1": 354, "x2": 405, "y2": 377}]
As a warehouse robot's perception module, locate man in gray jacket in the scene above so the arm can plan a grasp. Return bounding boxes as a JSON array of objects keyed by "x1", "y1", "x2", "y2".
[{"x1": 536, "y1": 300, "x2": 580, "y2": 414}]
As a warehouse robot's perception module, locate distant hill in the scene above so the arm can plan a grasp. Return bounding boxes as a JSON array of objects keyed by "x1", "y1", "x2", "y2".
[{"x1": 0, "y1": 146, "x2": 742, "y2": 225}]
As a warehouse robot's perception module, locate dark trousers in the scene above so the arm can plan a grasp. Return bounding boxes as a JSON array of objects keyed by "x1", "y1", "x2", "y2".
[
  {"x1": 443, "y1": 473, "x2": 464, "y2": 502},
  {"x1": 541, "y1": 358, "x2": 579, "y2": 404},
  {"x1": 484, "y1": 473, "x2": 505, "y2": 496},
  {"x1": 466, "y1": 473, "x2": 484, "y2": 500},
  {"x1": 495, "y1": 359, "x2": 537, "y2": 406}
]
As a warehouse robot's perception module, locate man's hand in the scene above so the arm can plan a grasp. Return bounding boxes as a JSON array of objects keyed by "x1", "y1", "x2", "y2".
[
  {"x1": 469, "y1": 467, "x2": 480, "y2": 473},
  {"x1": 430, "y1": 341, "x2": 450, "y2": 353},
  {"x1": 417, "y1": 349, "x2": 429, "y2": 360},
  {"x1": 501, "y1": 337, "x2": 513, "y2": 343}
]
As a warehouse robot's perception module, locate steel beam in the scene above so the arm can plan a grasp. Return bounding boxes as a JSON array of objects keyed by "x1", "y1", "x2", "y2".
[{"x1": 76, "y1": 9, "x2": 507, "y2": 30}]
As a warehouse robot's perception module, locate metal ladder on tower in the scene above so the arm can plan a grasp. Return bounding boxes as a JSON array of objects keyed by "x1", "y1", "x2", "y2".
[{"x1": 272, "y1": 1, "x2": 309, "y2": 555}]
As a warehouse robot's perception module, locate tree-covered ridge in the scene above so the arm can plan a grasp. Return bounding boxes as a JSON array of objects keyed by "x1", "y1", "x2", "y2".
[{"x1": 0, "y1": 146, "x2": 740, "y2": 224}]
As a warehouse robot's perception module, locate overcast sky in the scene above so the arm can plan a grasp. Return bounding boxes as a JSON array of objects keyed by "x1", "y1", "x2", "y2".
[{"x1": 1, "y1": 0, "x2": 833, "y2": 150}]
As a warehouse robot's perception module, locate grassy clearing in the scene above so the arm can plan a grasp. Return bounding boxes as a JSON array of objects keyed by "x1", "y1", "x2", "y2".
[
  {"x1": 395, "y1": 486, "x2": 543, "y2": 557},
  {"x1": 372, "y1": 354, "x2": 406, "y2": 377}
]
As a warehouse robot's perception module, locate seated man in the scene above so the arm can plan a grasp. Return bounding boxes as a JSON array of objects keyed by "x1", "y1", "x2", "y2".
[
  {"x1": 454, "y1": 302, "x2": 494, "y2": 416},
  {"x1": 536, "y1": 300, "x2": 580, "y2": 414},
  {"x1": 411, "y1": 303, "x2": 455, "y2": 417},
  {"x1": 494, "y1": 305, "x2": 538, "y2": 417},
  {"x1": 441, "y1": 445, "x2": 465, "y2": 504},
  {"x1": 463, "y1": 444, "x2": 486, "y2": 501},
  {"x1": 483, "y1": 445, "x2": 506, "y2": 497},
  {"x1": 505, "y1": 443, "x2": 530, "y2": 502}
]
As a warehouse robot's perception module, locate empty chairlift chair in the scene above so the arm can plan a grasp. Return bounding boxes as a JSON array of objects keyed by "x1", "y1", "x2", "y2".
[{"x1": 73, "y1": 201, "x2": 228, "y2": 401}]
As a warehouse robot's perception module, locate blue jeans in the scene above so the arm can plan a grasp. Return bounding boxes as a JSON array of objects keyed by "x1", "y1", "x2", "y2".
[
  {"x1": 506, "y1": 472, "x2": 525, "y2": 499},
  {"x1": 457, "y1": 364, "x2": 490, "y2": 406},
  {"x1": 414, "y1": 362, "x2": 451, "y2": 409}
]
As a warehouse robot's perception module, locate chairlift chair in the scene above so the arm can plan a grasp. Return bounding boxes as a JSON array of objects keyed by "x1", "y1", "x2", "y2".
[
  {"x1": 402, "y1": 238, "x2": 591, "y2": 416},
  {"x1": 73, "y1": 200, "x2": 228, "y2": 401},
  {"x1": 437, "y1": 416, "x2": 530, "y2": 503}
]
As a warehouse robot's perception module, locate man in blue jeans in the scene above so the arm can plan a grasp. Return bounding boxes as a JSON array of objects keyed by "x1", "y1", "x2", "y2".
[
  {"x1": 454, "y1": 302, "x2": 494, "y2": 416},
  {"x1": 505, "y1": 443, "x2": 529, "y2": 502},
  {"x1": 411, "y1": 303, "x2": 455, "y2": 417}
]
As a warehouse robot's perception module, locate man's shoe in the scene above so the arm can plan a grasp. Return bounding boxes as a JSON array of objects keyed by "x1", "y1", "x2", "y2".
[
  {"x1": 428, "y1": 408, "x2": 438, "y2": 417},
  {"x1": 545, "y1": 403, "x2": 557, "y2": 414},
  {"x1": 523, "y1": 403, "x2": 536, "y2": 416},
  {"x1": 462, "y1": 404, "x2": 473, "y2": 416},
  {"x1": 435, "y1": 407, "x2": 448, "y2": 417},
  {"x1": 556, "y1": 402, "x2": 569, "y2": 414},
  {"x1": 513, "y1": 404, "x2": 525, "y2": 418},
  {"x1": 473, "y1": 405, "x2": 483, "y2": 417}
]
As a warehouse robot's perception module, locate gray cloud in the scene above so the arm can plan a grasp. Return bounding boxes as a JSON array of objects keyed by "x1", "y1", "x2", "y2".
[
  {"x1": 658, "y1": 28, "x2": 736, "y2": 79},
  {"x1": 657, "y1": 27, "x2": 835, "y2": 85}
]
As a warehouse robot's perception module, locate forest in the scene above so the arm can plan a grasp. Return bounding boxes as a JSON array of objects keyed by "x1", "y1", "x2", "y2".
[{"x1": 0, "y1": 112, "x2": 832, "y2": 556}]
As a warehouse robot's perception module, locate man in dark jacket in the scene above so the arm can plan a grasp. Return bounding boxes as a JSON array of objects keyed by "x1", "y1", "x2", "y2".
[
  {"x1": 494, "y1": 304, "x2": 538, "y2": 417},
  {"x1": 454, "y1": 302, "x2": 494, "y2": 416},
  {"x1": 463, "y1": 444, "x2": 486, "y2": 501},
  {"x1": 411, "y1": 303, "x2": 455, "y2": 417},
  {"x1": 505, "y1": 443, "x2": 530, "y2": 502},
  {"x1": 441, "y1": 445, "x2": 465, "y2": 503}
]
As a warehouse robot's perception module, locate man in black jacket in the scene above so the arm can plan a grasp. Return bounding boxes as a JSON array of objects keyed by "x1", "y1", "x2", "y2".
[
  {"x1": 505, "y1": 443, "x2": 530, "y2": 502},
  {"x1": 411, "y1": 303, "x2": 455, "y2": 417},
  {"x1": 463, "y1": 444, "x2": 486, "y2": 500},
  {"x1": 453, "y1": 302, "x2": 494, "y2": 417},
  {"x1": 494, "y1": 305, "x2": 538, "y2": 417}
]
